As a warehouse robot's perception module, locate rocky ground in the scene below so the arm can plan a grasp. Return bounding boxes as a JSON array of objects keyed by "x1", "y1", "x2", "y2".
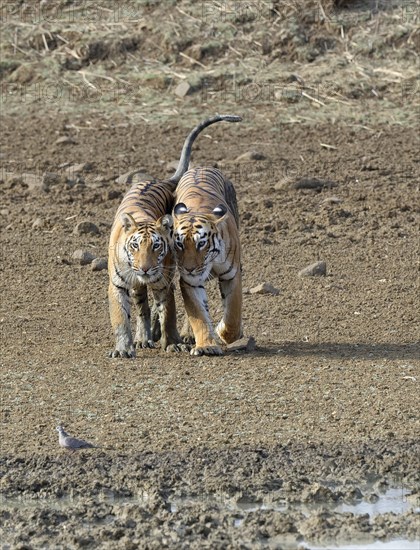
[{"x1": 0, "y1": 1, "x2": 419, "y2": 548}]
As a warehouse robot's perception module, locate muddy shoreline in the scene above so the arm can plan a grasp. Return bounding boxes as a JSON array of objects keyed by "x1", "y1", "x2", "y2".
[{"x1": 1, "y1": 441, "x2": 419, "y2": 548}]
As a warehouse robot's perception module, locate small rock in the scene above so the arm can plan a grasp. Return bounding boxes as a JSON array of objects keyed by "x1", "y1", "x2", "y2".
[
  {"x1": 227, "y1": 336, "x2": 256, "y2": 352},
  {"x1": 31, "y1": 217, "x2": 46, "y2": 230},
  {"x1": 174, "y1": 81, "x2": 192, "y2": 98},
  {"x1": 91, "y1": 257, "x2": 108, "y2": 271},
  {"x1": 42, "y1": 172, "x2": 61, "y2": 190},
  {"x1": 65, "y1": 163, "x2": 94, "y2": 178},
  {"x1": 72, "y1": 249, "x2": 96, "y2": 266},
  {"x1": 235, "y1": 151, "x2": 266, "y2": 162},
  {"x1": 322, "y1": 196, "x2": 342, "y2": 204},
  {"x1": 293, "y1": 178, "x2": 337, "y2": 190},
  {"x1": 299, "y1": 261, "x2": 327, "y2": 277},
  {"x1": 55, "y1": 136, "x2": 77, "y2": 145},
  {"x1": 116, "y1": 170, "x2": 152, "y2": 185},
  {"x1": 166, "y1": 160, "x2": 180, "y2": 173},
  {"x1": 73, "y1": 221, "x2": 100, "y2": 236},
  {"x1": 0, "y1": 208, "x2": 10, "y2": 216},
  {"x1": 249, "y1": 283, "x2": 280, "y2": 295}
]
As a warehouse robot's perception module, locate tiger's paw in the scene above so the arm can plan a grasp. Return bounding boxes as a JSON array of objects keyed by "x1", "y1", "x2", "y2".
[
  {"x1": 216, "y1": 321, "x2": 242, "y2": 345},
  {"x1": 191, "y1": 345, "x2": 223, "y2": 356},
  {"x1": 165, "y1": 343, "x2": 191, "y2": 353},
  {"x1": 135, "y1": 340, "x2": 155, "y2": 349},
  {"x1": 108, "y1": 348, "x2": 136, "y2": 359}
]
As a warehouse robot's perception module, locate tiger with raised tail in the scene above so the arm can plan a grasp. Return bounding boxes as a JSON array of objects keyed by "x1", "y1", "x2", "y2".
[
  {"x1": 108, "y1": 114, "x2": 242, "y2": 358},
  {"x1": 173, "y1": 161, "x2": 243, "y2": 357}
]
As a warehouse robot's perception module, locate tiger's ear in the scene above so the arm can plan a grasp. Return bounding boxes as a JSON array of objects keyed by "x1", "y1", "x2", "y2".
[
  {"x1": 213, "y1": 204, "x2": 228, "y2": 225},
  {"x1": 120, "y1": 212, "x2": 137, "y2": 233},
  {"x1": 174, "y1": 202, "x2": 188, "y2": 217},
  {"x1": 156, "y1": 214, "x2": 173, "y2": 235}
]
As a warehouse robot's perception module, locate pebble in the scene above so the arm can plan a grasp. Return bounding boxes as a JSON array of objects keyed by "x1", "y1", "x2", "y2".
[
  {"x1": 293, "y1": 178, "x2": 337, "y2": 190},
  {"x1": 72, "y1": 249, "x2": 96, "y2": 266},
  {"x1": 65, "y1": 163, "x2": 93, "y2": 178},
  {"x1": 249, "y1": 283, "x2": 280, "y2": 295},
  {"x1": 322, "y1": 196, "x2": 342, "y2": 204},
  {"x1": 116, "y1": 170, "x2": 152, "y2": 185},
  {"x1": 55, "y1": 136, "x2": 77, "y2": 145},
  {"x1": 226, "y1": 336, "x2": 256, "y2": 352},
  {"x1": 42, "y1": 172, "x2": 61, "y2": 190},
  {"x1": 174, "y1": 81, "x2": 192, "y2": 98},
  {"x1": 31, "y1": 217, "x2": 46, "y2": 230},
  {"x1": 91, "y1": 257, "x2": 108, "y2": 271},
  {"x1": 73, "y1": 221, "x2": 100, "y2": 236},
  {"x1": 166, "y1": 160, "x2": 180, "y2": 173},
  {"x1": 298, "y1": 261, "x2": 327, "y2": 277},
  {"x1": 235, "y1": 151, "x2": 266, "y2": 162}
]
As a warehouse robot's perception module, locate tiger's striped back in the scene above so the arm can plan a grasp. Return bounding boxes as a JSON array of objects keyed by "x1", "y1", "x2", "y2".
[
  {"x1": 175, "y1": 167, "x2": 239, "y2": 227},
  {"x1": 113, "y1": 178, "x2": 173, "y2": 228}
]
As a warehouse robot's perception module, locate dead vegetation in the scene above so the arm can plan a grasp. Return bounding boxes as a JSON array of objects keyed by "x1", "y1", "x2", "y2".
[{"x1": 0, "y1": 0, "x2": 418, "y2": 125}]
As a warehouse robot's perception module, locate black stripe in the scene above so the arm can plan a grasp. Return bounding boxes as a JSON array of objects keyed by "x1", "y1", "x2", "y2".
[
  {"x1": 182, "y1": 280, "x2": 205, "y2": 289},
  {"x1": 115, "y1": 267, "x2": 129, "y2": 285}
]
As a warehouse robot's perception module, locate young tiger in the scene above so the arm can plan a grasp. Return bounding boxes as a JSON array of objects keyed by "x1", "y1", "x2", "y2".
[
  {"x1": 173, "y1": 165, "x2": 243, "y2": 356},
  {"x1": 108, "y1": 115, "x2": 242, "y2": 358}
]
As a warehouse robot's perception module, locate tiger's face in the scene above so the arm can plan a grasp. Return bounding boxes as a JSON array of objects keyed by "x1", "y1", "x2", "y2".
[
  {"x1": 120, "y1": 213, "x2": 173, "y2": 284},
  {"x1": 173, "y1": 203, "x2": 227, "y2": 283}
]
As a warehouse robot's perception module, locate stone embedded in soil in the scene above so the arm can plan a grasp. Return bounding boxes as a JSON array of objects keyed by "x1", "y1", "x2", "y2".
[
  {"x1": 322, "y1": 196, "x2": 343, "y2": 205},
  {"x1": 174, "y1": 81, "x2": 192, "y2": 98},
  {"x1": 299, "y1": 261, "x2": 327, "y2": 277},
  {"x1": 31, "y1": 217, "x2": 46, "y2": 230},
  {"x1": 226, "y1": 336, "x2": 256, "y2": 352},
  {"x1": 91, "y1": 257, "x2": 108, "y2": 271},
  {"x1": 65, "y1": 163, "x2": 94, "y2": 178},
  {"x1": 235, "y1": 151, "x2": 266, "y2": 162},
  {"x1": 116, "y1": 170, "x2": 152, "y2": 185},
  {"x1": 249, "y1": 283, "x2": 280, "y2": 295},
  {"x1": 166, "y1": 160, "x2": 179, "y2": 173},
  {"x1": 42, "y1": 172, "x2": 61, "y2": 192},
  {"x1": 72, "y1": 249, "x2": 96, "y2": 266},
  {"x1": 55, "y1": 136, "x2": 77, "y2": 145},
  {"x1": 293, "y1": 177, "x2": 337, "y2": 190},
  {"x1": 74, "y1": 221, "x2": 100, "y2": 236}
]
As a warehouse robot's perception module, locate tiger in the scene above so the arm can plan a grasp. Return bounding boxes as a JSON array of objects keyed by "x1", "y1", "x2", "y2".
[
  {"x1": 172, "y1": 166, "x2": 243, "y2": 356},
  {"x1": 108, "y1": 114, "x2": 242, "y2": 358}
]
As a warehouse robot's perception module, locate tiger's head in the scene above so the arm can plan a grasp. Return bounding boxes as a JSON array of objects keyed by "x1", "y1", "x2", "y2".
[
  {"x1": 119, "y1": 212, "x2": 174, "y2": 284},
  {"x1": 172, "y1": 202, "x2": 228, "y2": 282}
]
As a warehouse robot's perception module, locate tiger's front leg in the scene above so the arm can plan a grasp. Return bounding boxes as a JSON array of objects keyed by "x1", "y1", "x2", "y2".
[
  {"x1": 151, "y1": 284, "x2": 188, "y2": 352},
  {"x1": 216, "y1": 271, "x2": 243, "y2": 344},
  {"x1": 108, "y1": 282, "x2": 135, "y2": 358},
  {"x1": 132, "y1": 285, "x2": 154, "y2": 349},
  {"x1": 180, "y1": 279, "x2": 223, "y2": 356}
]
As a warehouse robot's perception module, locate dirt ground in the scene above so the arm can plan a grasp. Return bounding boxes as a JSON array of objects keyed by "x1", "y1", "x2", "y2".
[{"x1": 0, "y1": 1, "x2": 419, "y2": 548}]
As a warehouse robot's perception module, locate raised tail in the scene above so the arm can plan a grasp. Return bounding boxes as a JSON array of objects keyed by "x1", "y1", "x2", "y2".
[{"x1": 169, "y1": 114, "x2": 242, "y2": 185}]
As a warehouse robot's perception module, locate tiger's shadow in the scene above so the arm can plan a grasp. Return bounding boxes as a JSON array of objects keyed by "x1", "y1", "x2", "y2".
[{"x1": 242, "y1": 342, "x2": 419, "y2": 362}]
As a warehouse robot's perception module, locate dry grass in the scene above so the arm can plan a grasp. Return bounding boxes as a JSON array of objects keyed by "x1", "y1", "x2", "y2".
[{"x1": 0, "y1": 0, "x2": 418, "y2": 125}]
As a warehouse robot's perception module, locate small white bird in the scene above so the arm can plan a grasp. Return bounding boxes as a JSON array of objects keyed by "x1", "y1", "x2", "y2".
[{"x1": 56, "y1": 426, "x2": 97, "y2": 452}]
